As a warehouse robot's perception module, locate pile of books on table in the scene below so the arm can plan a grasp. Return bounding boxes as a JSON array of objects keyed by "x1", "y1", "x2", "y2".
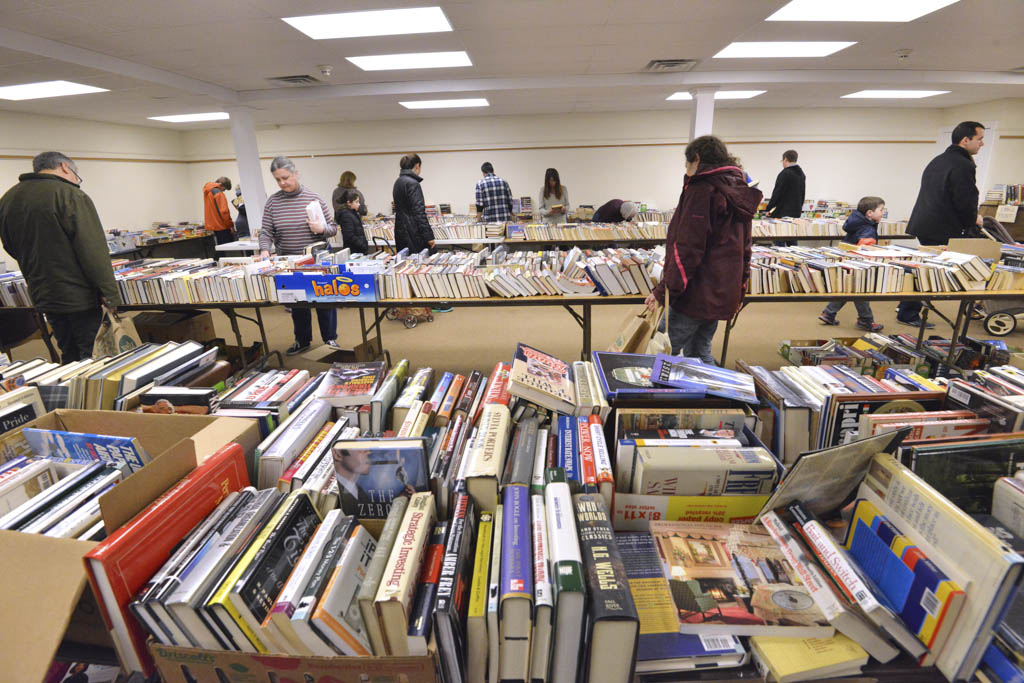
[{"x1": 505, "y1": 222, "x2": 667, "y2": 242}]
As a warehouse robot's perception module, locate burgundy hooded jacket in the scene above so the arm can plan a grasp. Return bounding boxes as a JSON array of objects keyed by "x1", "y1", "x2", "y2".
[{"x1": 652, "y1": 165, "x2": 763, "y2": 320}]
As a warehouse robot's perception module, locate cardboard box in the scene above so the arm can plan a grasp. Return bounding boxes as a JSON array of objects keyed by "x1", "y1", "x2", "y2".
[
  {"x1": 0, "y1": 411, "x2": 259, "y2": 683},
  {"x1": 132, "y1": 311, "x2": 216, "y2": 344}
]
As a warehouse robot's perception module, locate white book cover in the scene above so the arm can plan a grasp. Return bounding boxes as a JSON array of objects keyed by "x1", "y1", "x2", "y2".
[{"x1": 311, "y1": 525, "x2": 376, "y2": 656}]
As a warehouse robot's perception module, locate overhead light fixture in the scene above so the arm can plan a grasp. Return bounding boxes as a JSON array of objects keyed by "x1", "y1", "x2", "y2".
[
  {"x1": 148, "y1": 112, "x2": 230, "y2": 123},
  {"x1": 347, "y1": 51, "x2": 472, "y2": 71},
  {"x1": 842, "y1": 89, "x2": 949, "y2": 98},
  {"x1": 666, "y1": 91, "x2": 766, "y2": 100},
  {"x1": 282, "y1": 7, "x2": 452, "y2": 40},
  {"x1": 0, "y1": 80, "x2": 108, "y2": 101},
  {"x1": 400, "y1": 98, "x2": 489, "y2": 109},
  {"x1": 714, "y1": 41, "x2": 855, "y2": 58},
  {"x1": 767, "y1": 0, "x2": 959, "y2": 22}
]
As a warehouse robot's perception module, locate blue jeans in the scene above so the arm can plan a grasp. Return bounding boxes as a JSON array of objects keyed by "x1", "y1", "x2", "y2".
[
  {"x1": 291, "y1": 307, "x2": 336, "y2": 345},
  {"x1": 667, "y1": 309, "x2": 718, "y2": 365},
  {"x1": 824, "y1": 299, "x2": 874, "y2": 321}
]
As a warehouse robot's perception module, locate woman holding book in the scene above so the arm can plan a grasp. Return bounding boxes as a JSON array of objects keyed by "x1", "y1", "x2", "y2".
[
  {"x1": 335, "y1": 188, "x2": 369, "y2": 254},
  {"x1": 537, "y1": 168, "x2": 570, "y2": 224},
  {"x1": 646, "y1": 136, "x2": 762, "y2": 364}
]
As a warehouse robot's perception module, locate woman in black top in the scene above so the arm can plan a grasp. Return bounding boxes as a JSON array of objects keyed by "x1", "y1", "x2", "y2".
[{"x1": 335, "y1": 188, "x2": 368, "y2": 253}]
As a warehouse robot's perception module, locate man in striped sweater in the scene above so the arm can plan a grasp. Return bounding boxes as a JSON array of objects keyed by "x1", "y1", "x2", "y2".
[{"x1": 259, "y1": 155, "x2": 340, "y2": 355}]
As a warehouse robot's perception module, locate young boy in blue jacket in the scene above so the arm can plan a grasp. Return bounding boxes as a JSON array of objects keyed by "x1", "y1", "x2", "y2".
[{"x1": 818, "y1": 196, "x2": 886, "y2": 331}]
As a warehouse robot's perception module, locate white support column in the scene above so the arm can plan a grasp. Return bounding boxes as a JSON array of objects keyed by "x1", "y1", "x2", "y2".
[
  {"x1": 689, "y1": 88, "x2": 717, "y2": 139},
  {"x1": 226, "y1": 107, "x2": 267, "y2": 242}
]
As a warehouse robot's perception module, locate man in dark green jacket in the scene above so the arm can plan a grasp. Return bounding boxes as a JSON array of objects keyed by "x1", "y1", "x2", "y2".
[{"x1": 0, "y1": 151, "x2": 121, "y2": 362}]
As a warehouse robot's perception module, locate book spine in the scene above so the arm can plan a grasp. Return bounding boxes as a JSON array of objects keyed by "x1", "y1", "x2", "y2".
[
  {"x1": 500, "y1": 484, "x2": 533, "y2": 602},
  {"x1": 531, "y1": 494, "x2": 553, "y2": 612},
  {"x1": 577, "y1": 416, "x2": 597, "y2": 493},
  {"x1": 376, "y1": 491, "x2": 435, "y2": 612},
  {"x1": 429, "y1": 372, "x2": 455, "y2": 408},
  {"x1": 467, "y1": 511, "x2": 493, "y2": 683},
  {"x1": 531, "y1": 427, "x2": 549, "y2": 496},
  {"x1": 310, "y1": 525, "x2": 376, "y2": 656},
  {"x1": 486, "y1": 504, "x2": 504, "y2": 683},
  {"x1": 406, "y1": 522, "x2": 447, "y2": 648},
  {"x1": 588, "y1": 415, "x2": 614, "y2": 510},
  {"x1": 358, "y1": 495, "x2": 409, "y2": 656},
  {"x1": 277, "y1": 421, "x2": 333, "y2": 492},
  {"x1": 557, "y1": 415, "x2": 580, "y2": 491},
  {"x1": 482, "y1": 362, "x2": 512, "y2": 408},
  {"x1": 433, "y1": 493, "x2": 477, "y2": 679}
]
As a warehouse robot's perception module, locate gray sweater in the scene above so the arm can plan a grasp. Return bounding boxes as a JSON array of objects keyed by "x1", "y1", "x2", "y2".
[{"x1": 537, "y1": 185, "x2": 570, "y2": 224}]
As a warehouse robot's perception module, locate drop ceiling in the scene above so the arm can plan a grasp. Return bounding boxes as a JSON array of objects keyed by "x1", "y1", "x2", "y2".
[{"x1": 0, "y1": 0, "x2": 1021, "y2": 128}]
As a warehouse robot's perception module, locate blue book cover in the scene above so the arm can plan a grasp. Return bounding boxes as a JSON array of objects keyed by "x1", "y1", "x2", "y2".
[
  {"x1": 428, "y1": 372, "x2": 455, "y2": 409},
  {"x1": 500, "y1": 484, "x2": 533, "y2": 602},
  {"x1": 22, "y1": 428, "x2": 151, "y2": 473},
  {"x1": 591, "y1": 351, "x2": 706, "y2": 400},
  {"x1": 274, "y1": 270, "x2": 376, "y2": 303},
  {"x1": 981, "y1": 641, "x2": 1024, "y2": 683},
  {"x1": 331, "y1": 437, "x2": 430, "y2": 518},
  {"x1": 557, "y1": 414, "x2": 580, "y2": 490},
  {"x1": 651, "y1": 355, "x2": 758, "y2": 404}
]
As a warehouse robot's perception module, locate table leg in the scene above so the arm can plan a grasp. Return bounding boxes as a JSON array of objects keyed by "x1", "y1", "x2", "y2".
[
  {"x1": 582, "y1": 304, "x2": 592, "y2": 360},
  {"x1": 359, "y1": 307, "x2": 369, "y2": 346},
  {"x1": 719, "y1": 303, "x2": 747, "y2": 368},
  {"x1": 33, "y1": 311, "x2": 60, "y2": 362},
  {"x1": 253, "y1": 306, "x2": 282, "y2": 368},
  {"x1": 945, "y1": 299, "x2": 969, "y2": 370},
  {"x1": 224, "y1": 308, "x2": 249, "y2": 373},
  {"x1": 915, "y1": 306, "x2": 930, "y2": 352}
]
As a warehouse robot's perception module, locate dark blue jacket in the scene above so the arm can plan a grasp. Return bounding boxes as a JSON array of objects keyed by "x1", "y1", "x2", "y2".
[{"x1": 841, "y1": 210, "x2": 878, "y2": 245}]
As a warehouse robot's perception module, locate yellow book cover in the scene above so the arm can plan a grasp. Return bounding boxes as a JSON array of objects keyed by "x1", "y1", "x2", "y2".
[
  {"x1": 750, "y1": 633, "x2": 867, "y2": 682},
  {"x1": 611, "y1": 492, "x2": 769, "y2": 531},
  {"x1": 466, "y1": 512, "x2": 493, "y2": 683}
]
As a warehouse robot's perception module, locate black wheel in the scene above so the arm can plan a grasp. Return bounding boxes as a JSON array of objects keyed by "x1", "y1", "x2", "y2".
[
  {"x1": 403, "y1": 316, "x2": 418, "y2": 329},
  {"x1": 984, "y1": 311, "x2": 1017, "y2": 337},
  {"x1": 385, "y1": 307, "x2": 400, "y2": 321}
]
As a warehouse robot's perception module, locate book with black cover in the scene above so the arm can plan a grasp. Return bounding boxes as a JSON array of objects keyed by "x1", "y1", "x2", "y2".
[
  {"x1": 573, "y1": 493, "x2": 639, "y2": 683},
  {"x1": 406, "y1": 522, "x2": 447, "y2": 657},
  {"x1": 591, "y1": 351, "x2": 704, "y2": 401},
  {"x1": 904, "y1": 438, "x2": 1024, "y2": 514},
  {"x1": 433, "y1": 493, "x2": 478, "y2": 683}
]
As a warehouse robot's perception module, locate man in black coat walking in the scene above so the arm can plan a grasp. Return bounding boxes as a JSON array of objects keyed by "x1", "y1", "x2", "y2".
[
  {"x1": 897, "y1": 121, "x2": 986, "y2": 326},
  {"x1": 392, "y1": 153, "x2": 435, "y2": 254},
  {"x1": 766, "y1": 149, "x2": 806, "y2": 219}
]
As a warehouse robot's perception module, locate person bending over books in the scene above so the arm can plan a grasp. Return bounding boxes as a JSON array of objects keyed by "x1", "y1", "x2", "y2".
[
  {"x1": 817, "y1": 196, "x2": 886, "y2": 332},
  {"x1": 538, "y1": 167, "x2": 570, "y2": 224},
  {"x1": 591, "y1": 198, "x2": 638, "y2": 223},
  {"x1": 335, "y1": 188, "x2": 368, "y2": 254},
  {"x1": 258, "y1": 155, "x2": 340, "y2": 356},
  {"x1": 645, "y1": 135, "x2": 762, "y2": 364}
]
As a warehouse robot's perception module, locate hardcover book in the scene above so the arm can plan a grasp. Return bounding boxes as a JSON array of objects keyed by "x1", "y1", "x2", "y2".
[
  {"x1": 631, "y1": 446, "x2": 778, "y2": 496},
  {"x1": 407, "y1": 522, "x2": 447, "y2": 657},
  {"x1": 433, "y1": 493, "x2": 478, "y2": 683},
  {"x1": 316, "y1": 361, "x2": 387, "y2": 407},
  {"x1": 498, "y1": 483, "x2": 533, "y2": 683},
  {"x1": 466, "y1": 511, "x2": 493, "y2": 683},
  {"x1": 651, "y1": 355, "x2": 758, "y2": 404},
  {"x1": 358, "y1": 495, "x2": 409, "y2": 655},
  {"x1": 310, "y1": 523, "x2": 377, "y2": 656},
  {"x1": 592, "y1": 351, "x2": 705, "y2": 401},
  {"x1": 22, "y1": 428, "x2": 152, "y2": 473},
  {"x1": 331, "y1": 438, "x2": 430, "y2": 519},
  {"x1": 544, "y1": 468, "x2": 585, "y2": 683},
  {"x1": 530, "y1": 493, "x2": 554, "y2": 683},
  {"x1": 508, "y1": 342, "x2": 576, "y2": 414}
]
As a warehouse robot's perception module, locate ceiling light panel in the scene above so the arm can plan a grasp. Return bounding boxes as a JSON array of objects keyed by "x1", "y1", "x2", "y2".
[
  {"x1": 347, "y1": 51, "x2": 472, "y2": 71},
  {"x1": 766, "y1": 0, "x2": 960, "y2": 22},
  {"x1": 714, "y1": 42, "x2": 855, "y2": 58},
  {"x1": 666, "y1": 91, "x2": 766, "y2": 100},
  {"x1": 400, "y1": 98, "x2": 489, "y2": 109},
  {"x1": 282, "y1": 7, "x2": 452, "y2": 40},
  {"x1": 0, "y1": 80, "x2": 108, "y2": 101},
  {"x1": 148, "y1": 112, "x2": 230, "y2": 122},
  {"x1": 842, "y1": 90, "x2": 949, "y2": 98}
]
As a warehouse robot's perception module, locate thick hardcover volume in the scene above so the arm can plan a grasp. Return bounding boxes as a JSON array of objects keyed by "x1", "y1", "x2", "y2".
[
  {"x1": 587, "y1": 416, "x2": 614, "y2": 510},
  {"x1": 465, "y1": 402, "x2": 512, "y2": 513},
  {"x1": 573, "y1": 493, "x2": 639, "y2": 683},
  {"x1": 358, "y1": 495, "x2": 409, "y2": 655},
  {"x1": 407, "y1": 522, "x2": 448, "y2": 656},
  {"x1": 310, "y1": 524, "x2": 377, "y2": 656},
  {"x1": 487, "y1": 505, "x2": 505, "y2": 683},
  {"x1": 530, "y1": 494, "x2": 554, "y2": 683},
  {"x1": 316, "y1": 361, "x2": 387, "y2": 407},
  {"x1": 375, "y1": 491, "x2": 436, "y2": 656},
  {"x1": 503, "y1": 415, "x2": 539, "y2": 487},
  {"x1": 468, "y1": 511, "x2": 494, "y2": 683},
  {"x1": 556, "y1": 414, "x2": 580, "y2": 492},
  {"x1": 576, "y1": 416, "x2": 598, "y2": 493},
  {"x1": 453, "y1": 370, "x2": 484, "y2": 422},
  {"x1": 23, "y1": 428, "x2": 152, "y2": 473},
  {"x1": 499, "y1": 484, "x2": 534, "y2": 683},
  {"x1": 482, "y1": 362, "x2": 513, "y2": 408},
  {"x1": 544, "y1": 469, "x2": 585, "y2": 683},
  {"x1": 331, "y1": 437, "x2": 430, "y2": 518},
  {"x1": 371, "y1": 359, "x2": 409, "y2": 434},
  {"x1": 84, "y1": 443, "x2": 249, "y2": 676},
  {"x1": 508, "y1": 343, "x2": 576, "y2": 415},
  {"x1": 434, "y1": 493, "x2": 479, "y2": 683},
  {"x1": 632, "y1": 446, "x2": 778, "y2": 496}
]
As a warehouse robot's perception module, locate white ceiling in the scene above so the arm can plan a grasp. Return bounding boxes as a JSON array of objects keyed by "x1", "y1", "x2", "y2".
[{"x1": 0, "y1": 0, "x2": 1021, "y2": 128}]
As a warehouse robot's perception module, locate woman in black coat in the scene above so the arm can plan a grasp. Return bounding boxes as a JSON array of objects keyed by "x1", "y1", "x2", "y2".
[{"x1": 335, "y1": 189, "x2": 369, "y2": 254}]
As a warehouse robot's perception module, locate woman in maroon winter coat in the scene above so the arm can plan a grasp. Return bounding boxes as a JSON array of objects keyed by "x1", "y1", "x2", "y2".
[{"x1": 646, "y1": 136, "x2": 762, "y2": 364}]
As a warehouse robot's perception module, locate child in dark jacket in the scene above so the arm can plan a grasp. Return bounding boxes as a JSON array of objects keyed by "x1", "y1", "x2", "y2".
[
  {"x1": 818, "y1": 196, "x2": 886, "y2": 331},
  {"x1": 335, "y1": 188, "x2": 369, "y2": 254}
]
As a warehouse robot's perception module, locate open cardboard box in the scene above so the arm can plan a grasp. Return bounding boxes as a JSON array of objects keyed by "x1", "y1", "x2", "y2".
[{"x1": 0, "y1": 411, "x2": 259, "y2": 683}]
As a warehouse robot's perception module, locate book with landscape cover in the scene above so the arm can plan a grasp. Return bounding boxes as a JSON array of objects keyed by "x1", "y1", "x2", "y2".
[
  {"x1": 22, "y1": 428, "x2": 152, "y2": 473},
  {"x1": 573, "y1": 493, "x2": 639, "y2": 683},
  {"x1": 331, "y1": 438, "x2": 430, "y2": 519},
  {"x1": 508, "y1": 342, "x2": 576, "y2": 414},
  {"x1": 433, "y1": 493, "x2": 478, "y2": 683},
  {"x1": 316, "y1": 361, "x2": 387, "y2": 407}
]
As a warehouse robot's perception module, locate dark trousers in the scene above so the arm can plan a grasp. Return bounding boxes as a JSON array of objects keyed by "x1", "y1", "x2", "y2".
[
  {"x1": 46, "y1": 308, "x2": 103, "y2": 363},
  {"x1": 213, "y1": 229, "x2": 235, "y2": 246},
  {"x1": 897, "y1": 235, "x2": 946, "y2": 322},
  {"x1": 291, "y1": 307, "x2": 336, "y2": 345}
]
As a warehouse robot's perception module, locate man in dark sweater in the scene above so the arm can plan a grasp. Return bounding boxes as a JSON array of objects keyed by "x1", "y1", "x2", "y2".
[
  {"x1": 0, "y1": 151, "x2": 121, "y2": 362},
  {"x1": 592, "y1": 199, "x2": 637, "y2": 223},
  {"x1": 897, "y1": 121, "x2": 986, "y2": 326},
  {"x1": 765, "y1": 149, "x2": 806, "y2": 219}
]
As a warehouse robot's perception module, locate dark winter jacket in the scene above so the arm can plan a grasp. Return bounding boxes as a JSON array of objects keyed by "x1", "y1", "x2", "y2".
[
  {"x1": 336, "y1": 206, "x2": 368, "y2": 254},
  {"x1": 0, "y1": 173, "x2": 121, "y2": 313},
  {"x1": 841, "y1": 210, "x2": 878, "y2": 245},
  {"x1": 592, "y1": 199, "x2": 626, "y2": 223},
  {"x1": 392, "y1": 169, "x2": 434, "y2": 254},
  {"x1": 766, "y1": 164, "x2": 805, "y2": 218},
  {"x1": 907, "y1": 145, "x2": 979, "y2": 244},
  {"x1": 652, "y1": 165, "x2": 762, "y2": 321},
  {"x1": 332, "y1": 185, "x2": 367, "y2": 216}
]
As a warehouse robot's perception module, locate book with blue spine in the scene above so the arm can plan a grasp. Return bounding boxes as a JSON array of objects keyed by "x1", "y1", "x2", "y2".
[
  {"x1": 556, "y1": 414, "x2": 580, "y2": 492},
  {"x1": 22, "y1": 428, "x2": 152, "y2": 473},
  {"x1": 429, "y1": 372, "x2": 455, "y2": 413},
  {"x1": 499, "y1": 483, "x2": 533, "y2": 683}
]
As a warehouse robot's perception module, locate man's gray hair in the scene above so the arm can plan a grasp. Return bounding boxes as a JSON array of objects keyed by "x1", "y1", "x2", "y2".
[
  {"x1": 33, "y1": 151, "x2": 76, "y2": 173},
  {"x1": 270, "y1": 155, "x2": 296, "y2": 173}
]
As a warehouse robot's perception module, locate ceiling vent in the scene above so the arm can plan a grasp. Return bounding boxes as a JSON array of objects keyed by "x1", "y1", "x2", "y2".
[
  {"x1": 266, "y1": 74, "x2": 321, "y2": 86},
  {"x1": 643, "y1": 59, "x2": 698, "y2": 73}
]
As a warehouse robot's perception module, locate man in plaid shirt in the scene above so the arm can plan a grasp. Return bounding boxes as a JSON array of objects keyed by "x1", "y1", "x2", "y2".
[{"x1": 475, "y1": 162, "x2": 513, "y2": 221}]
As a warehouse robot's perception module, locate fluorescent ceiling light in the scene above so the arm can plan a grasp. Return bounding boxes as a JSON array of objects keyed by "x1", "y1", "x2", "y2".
[
  {"x1": 667, "y1": 90, "x2": 766, "y2": 100},
  {"x1": 347, "y1": 51, "x2": 471, "y2": 71},
  {"x1": 714, "y1": 41, "x2": 855, "y2": 58},
  {"x1": 0, "y1": 80, "x2": 107, "y2": 101},
  {"x1": 842, "y1": 89, "x2": 949, "y2": 98},
  {"x1": 282, "y1": 7, "x2": 452, "y2": 40},
  {"x1": 767, "y1": 0, "x2": 959, "y2": 22},
  {"x1": 148, "y1": 112, "x2": 230, "y2": 123},
  {"x1": 400, "y1": 98, "x2": 489, "y2": 109}
]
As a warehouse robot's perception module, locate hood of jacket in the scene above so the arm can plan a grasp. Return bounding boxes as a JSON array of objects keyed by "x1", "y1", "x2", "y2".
[
  {"x1": 687, "y1": 165, "x2": 762, "y2": 219},
  {"x1": 203, "y1": 180, "x2": 224, "y2": 197}
]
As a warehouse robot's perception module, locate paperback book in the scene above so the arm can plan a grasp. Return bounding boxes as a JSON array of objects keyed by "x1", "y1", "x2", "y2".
[{"x1": 22, "y1": 428, "x2": 152, "y2": 473}]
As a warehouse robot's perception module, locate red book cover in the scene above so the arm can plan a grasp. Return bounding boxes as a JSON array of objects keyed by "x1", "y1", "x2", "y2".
[
  {"x1": 480, "y1": 362, "x2": 511, "y2": 413},
  {"x1": 577, "y1": 416, "x2": 597, "y2": 490},
  {"x1": 255, "y1": 369, "x2": 298, "y2": 401},
  {"x1": 83, "y1": 443, "x2": 249, "y2": 675}
]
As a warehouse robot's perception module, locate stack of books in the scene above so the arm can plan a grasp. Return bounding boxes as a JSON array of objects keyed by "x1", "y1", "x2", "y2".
[
  {"x1": 751, "y1": 217, "x2": 908, "y2": 239},
  {"x1": 505, "y1": 222, "x2": 667, "y2": 242}
]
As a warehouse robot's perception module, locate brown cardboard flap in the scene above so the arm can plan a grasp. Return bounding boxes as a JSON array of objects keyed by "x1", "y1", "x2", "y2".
[
  {"x1": 0, "y1": 531, "x2": 99, "y2": 683},
  {"x1": 947, "y1": 237, "x2": 1002, "y2": 260},
  {"x1": 189, "y1": 417, "x2": 259, "y2": 465},
  {"x1": 100, "y1": 439, "x2": 198, "y2": 534},
  {"x1": 55, "y1": 410, "x2": 220, "y2": 459}
]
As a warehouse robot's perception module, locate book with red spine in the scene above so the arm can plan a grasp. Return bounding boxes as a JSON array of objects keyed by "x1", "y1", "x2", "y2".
[
  {"x1": 588, "y1": 414, "x2": 615, "y2": 510},
  {"x1": 255, "y1": 369, "x2": 299, "y2": 402},
  {"x1": 577, "y1": 416, "x2": 598, "y2": 493},
  {"x1": 435, "y1": 374, "x2": 466, "y2": 428},
  {"x1": 480, "y1": 363, "x2": 512, "y2": 410},
  {"x1": 83, "y1": 443, "x2": 249, "y2": 675}
]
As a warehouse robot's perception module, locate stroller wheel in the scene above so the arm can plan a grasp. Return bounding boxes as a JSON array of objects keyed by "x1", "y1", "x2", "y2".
[
  {"x1": 385, "y1": 308, "x2": 400, "y2": 321},
  {"x1": 427, "y1": 315, "x2": 434, "y2": 322},
  {"x1": 403, "y1": 315, "x2": 419, "y2": 329},
  {"x1": 984, "y1": 311, "x2": 1017, "y2": 337}
]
